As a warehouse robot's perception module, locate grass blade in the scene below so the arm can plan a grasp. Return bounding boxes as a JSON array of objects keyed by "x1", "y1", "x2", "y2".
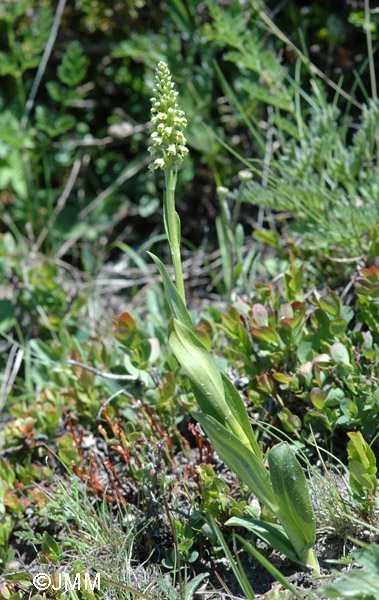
[
  {"x1": 235, "y1": 534, "x2": 305, "y2": 600},
  {"x1": 208, "y1": 517, "x2": 256, "y2": 600}
]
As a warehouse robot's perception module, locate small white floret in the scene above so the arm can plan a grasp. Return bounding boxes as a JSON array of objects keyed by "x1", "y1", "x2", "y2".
[{"x1": 154, "y1": 158, "x2": 165, "y2": 169}]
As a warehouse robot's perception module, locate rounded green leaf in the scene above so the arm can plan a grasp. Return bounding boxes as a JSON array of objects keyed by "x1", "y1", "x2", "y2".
[
  {"x1": 330, "y1": 342, "x2": 350, "y2": 365},
  {"x1": 252, "y1": 304, "x2": 268, "y2": 326},
  {"x1": 319, "y1": 292, "x2": 340, "y2": 316},
  {"x1": 329, "y1": 317, "x2": 347, "y2": 337}
]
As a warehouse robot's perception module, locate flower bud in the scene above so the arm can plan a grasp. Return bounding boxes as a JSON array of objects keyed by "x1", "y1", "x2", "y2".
[
  {"x1": 217, "y1": 186, "x2": 229, "y2": 197},
  {"x1": 238, "y1": 169, "x2": 253, "y2": 182}
]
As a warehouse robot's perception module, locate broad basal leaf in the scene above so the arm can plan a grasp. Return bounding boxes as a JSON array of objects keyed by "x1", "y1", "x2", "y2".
[
  {"x1": 169, "y1": 317, "x2": 250, "y2": 445},
  {"x1": 226, "y1": 516, "x2": 305, "y2": 567},
  {"x1": 193, "y1": 412, "x2": 278, "y2": 514},
  {"x1": 268, "y1": 442, "x2": 316, "y2": 560}
]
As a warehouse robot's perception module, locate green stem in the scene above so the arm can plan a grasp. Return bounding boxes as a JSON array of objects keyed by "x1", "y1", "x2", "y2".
[
  {"x1": 164, "y1": 166, "x2": 186, "y2": 306},
  {"x1": 218, "y1": 192, "x2": 234, "y2": 302},
  {"x1": 300, "y1": 548, "x2": 320, "y2": 575}
]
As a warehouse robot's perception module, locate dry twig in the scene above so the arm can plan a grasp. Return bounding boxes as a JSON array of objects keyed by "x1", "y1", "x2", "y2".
[{"x1": 68, "y1": 359, "x2": 138, "y2": 381}]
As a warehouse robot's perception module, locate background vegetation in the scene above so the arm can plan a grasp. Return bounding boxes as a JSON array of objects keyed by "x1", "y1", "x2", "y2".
[{"x1": 0, "y1": 1, "x2": 378, "y2": 599}]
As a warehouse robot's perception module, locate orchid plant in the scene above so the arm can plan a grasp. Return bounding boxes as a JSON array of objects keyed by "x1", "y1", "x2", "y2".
[{"x1": 147, "y1": 61, "x2": 319, "y2": 573}]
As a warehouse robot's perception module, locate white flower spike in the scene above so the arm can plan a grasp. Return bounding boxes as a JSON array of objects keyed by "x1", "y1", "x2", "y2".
[{"x1": 149, "y1": 61, "x2": 188, "y2": 170}]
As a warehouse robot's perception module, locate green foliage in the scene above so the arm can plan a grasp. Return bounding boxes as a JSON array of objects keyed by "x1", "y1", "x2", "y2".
[
  {"x1": 206, "y1": 516, "x2": 257, "y2": 600},
  {"x1": 201, "y1": 2, "x2": 379, "y2": 286},
  {"x1": 46, "y1": 41, "x2": 89, "y2": 108},
  {"x1": 213, "y1": 175, "x2": 256, "y2": 301},
  {"x1": 0, "y1": 3, "x2": 53, "y2": 76},
  {"x1": 347, "y1": 432, "x2": 377, "y2": 511},
  {"x1": 238, "y1": 99, "x2": 379, "y2": 263},
  {"x1": 1, "y1": 1, "x2": 379, "y2": 597},
  {"x1": 0, "y1": 459, "x2": 17, "y2": 567},
  {"x1": 317, "y1": 543, "x2": 379, "y2": 599},
  {"x1": 58, "y1": 41, "x2": 89, "y2": 87},
  {"x1": 148, "y1": 253, "x2": 193, "y2": 329},
  {"x1": 218, "y1": 282, "x2": 379, "y2": 440},
  {"x1": 192, "y1": 463, "x2": 247, "y2": 521},
  {"x1": 150, "y1": 56, "x2": 319, "y2": 572},
  {"x1": 162, "y1": 521, "x2": 199, "y2": 568},
  {"x1": 35, "y1": 105, "x2": 77, "y2": 137},
  {"x1": 356, "y1": 263, "x2": 379, "y2": 339},
  {"x1": 267, "y1": 442, "x2": 315, "y2": 561},
  {"x1": 114, "y1": 311, "x2": 161, "y2": 372}
]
